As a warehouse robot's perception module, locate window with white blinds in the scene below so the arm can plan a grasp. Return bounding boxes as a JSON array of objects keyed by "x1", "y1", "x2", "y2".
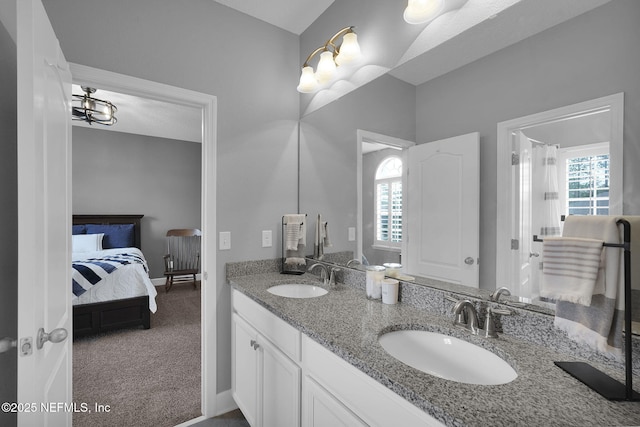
[
  {"x1": 558, "y1": 142, "x2": 610, "y2": 216},
  {"x1": 375, "y1": 157, "x2": 402, "y2": 248}
]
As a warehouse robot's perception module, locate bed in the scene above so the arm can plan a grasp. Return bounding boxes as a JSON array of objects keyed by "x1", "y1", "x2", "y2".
[{"x1": 72, "y1": 214, "x2": 158, "y2": 338}]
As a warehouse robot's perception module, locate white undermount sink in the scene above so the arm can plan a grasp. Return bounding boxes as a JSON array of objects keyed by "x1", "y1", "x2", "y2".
[
  {"x1": 378, "y1": 330, "x2": 517, "y2": 385},
  {"x1": 267, "y1": 283, "x2": 328, "y2": 298}
]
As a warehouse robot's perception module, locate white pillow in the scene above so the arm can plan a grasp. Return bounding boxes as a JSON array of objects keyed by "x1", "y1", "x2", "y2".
[{"x1": 72, "y1": 233, "x2": 104, "y2": 253}]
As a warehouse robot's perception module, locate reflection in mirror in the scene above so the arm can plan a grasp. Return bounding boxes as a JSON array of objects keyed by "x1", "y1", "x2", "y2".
[
  {"x1": 298, "y1": 74, "x2": 416, "y2": 269},
  {"x1": 356, "y1": 130, "x2": 414, "y2": 269},
  {"x1": 496, "y1": 93, "x2": 624, "y2": 309},
  {"x1": 298, "y1": 1, "x2": 639, "y2": 321}
]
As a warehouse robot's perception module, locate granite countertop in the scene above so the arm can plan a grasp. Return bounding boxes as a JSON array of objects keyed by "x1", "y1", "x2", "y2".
[{"x1": 228, "y1": 272, "x2": 640, "y2": 427}]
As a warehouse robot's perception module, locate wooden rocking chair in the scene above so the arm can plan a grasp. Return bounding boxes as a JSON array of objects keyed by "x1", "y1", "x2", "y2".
[{"x1": 163, "y1": 228, "x2": 201, "y2": 292}]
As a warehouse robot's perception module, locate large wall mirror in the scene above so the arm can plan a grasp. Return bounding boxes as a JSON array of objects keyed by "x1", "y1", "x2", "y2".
[
  {"x1": 298, "y1": 1, "x2": 639, "y2": 317},
  {"x1": 299, "y1": 88, "x2": 625, "y2": 312}
]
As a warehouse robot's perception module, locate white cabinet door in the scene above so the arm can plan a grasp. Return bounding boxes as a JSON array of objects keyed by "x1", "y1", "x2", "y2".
[
  {"x1": 233, "y1": 310, "x2": 301, "y2": 427},
  {"x1": 407, "y1": 132, "x2": 479, "y2": 287},
  {"x1": 232, "y1": 314, "x2": 259, "y2": 427},
  {"x1": 261, "y1": 337, "x2": 301, "y2": 427},
  {"x1": 302, "y1": 376, "x2": 366, "y2": 427}
]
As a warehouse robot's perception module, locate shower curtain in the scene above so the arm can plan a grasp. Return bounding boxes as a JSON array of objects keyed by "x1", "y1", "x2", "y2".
[
  {"x1": 531, "y1": 142, "x2": 561, "y2": 301},
  {"x1": 533, "y1": 144, "x2": 561, "y2": 238}
]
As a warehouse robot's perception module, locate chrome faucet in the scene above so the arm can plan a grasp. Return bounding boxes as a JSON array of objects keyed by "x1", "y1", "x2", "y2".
[
  {"x1": 308, "y1": 263, "x2": 329, "y2": 285},
  {"x1": 452, "y1": 300, "x2": 480, "y2": 335},
  {"x1": 309, "y1": 263, "x2": 340, "y2": 288},
  {"x1": 329, "y1": 267, "x2": 341, "y2": 288},
  {"x1": 448, "y1": 295, "x2": 513, "y2": 338},
  {"x1": 346, "y1": 259, "x2": 361, "y2": 267},
  {"x1": 490, "y1": 287, "x2": 511, "y2": 302},
  {"x1": 482, "y1": 307, "x2": 513, "y2": 338}
]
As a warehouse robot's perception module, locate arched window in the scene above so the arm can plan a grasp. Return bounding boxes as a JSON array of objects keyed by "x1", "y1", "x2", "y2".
[{"x1": 374, "y1": 156, "x2": 402, "y2": 248}]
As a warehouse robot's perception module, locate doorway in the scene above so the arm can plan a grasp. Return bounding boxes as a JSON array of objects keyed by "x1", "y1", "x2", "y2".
[
  {"x1": 496, "y1": 93, "x2": 623, "y2": 303},
  {"x1": 71, "y1": 63, "x2": 217, "y2": 421},
  {"x1": 356, "y1": 130, "x2": 414, "y2": 266}
]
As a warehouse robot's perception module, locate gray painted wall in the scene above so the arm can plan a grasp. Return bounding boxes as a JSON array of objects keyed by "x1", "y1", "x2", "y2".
[
  {"x1": 43, "y1": 0, "x2": 300, "y2": 394},
  {"x1": 0, "y1": 16, "x2": 17, "y2": 427},
  {"x1": 415, "y1": 0, "x2": 640, "y2": 291},
  {"x1": 72, "y1": 127, "x2": 201, "y2": 278}
]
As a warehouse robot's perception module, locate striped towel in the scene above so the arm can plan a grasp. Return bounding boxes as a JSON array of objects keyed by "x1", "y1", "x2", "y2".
[
  {"x1": 540, "y1": 237, "x2": 603, "y2": 306},
  {"x1": 547, "y1": 216, "x2": 624, "y2": 358},
  {"x1": 284, "y1": 214, "x2": 306, "y2": 251}
]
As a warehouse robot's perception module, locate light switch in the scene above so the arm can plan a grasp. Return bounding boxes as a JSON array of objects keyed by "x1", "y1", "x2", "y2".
[
  {"x1": 262, "y1": 230, "x2": 272, "y2": 248},
  {"x1": 348, "y1": 227, "x2": 356, "y2": 241},
  {"x1": 219, "y1": 231, "x2": 231, "y2": 250}
]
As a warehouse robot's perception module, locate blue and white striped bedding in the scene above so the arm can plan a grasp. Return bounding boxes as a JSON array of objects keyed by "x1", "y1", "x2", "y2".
[
  {"x1": 73, "y1": 252, "x2": 147, "y2": 296},
  {"x1": 72, "y1": 247, "x2": 157, "y2": 312}
]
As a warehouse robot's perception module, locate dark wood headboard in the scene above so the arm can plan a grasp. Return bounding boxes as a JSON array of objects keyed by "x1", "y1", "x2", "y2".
[{"x1": 73, "y1": 214, "x2": 144, "y2": 249}]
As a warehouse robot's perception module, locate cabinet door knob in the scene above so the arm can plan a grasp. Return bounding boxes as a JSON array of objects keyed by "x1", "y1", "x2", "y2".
[{"x1": 249, "y1": 339, "x2": 260, "y2": 350}]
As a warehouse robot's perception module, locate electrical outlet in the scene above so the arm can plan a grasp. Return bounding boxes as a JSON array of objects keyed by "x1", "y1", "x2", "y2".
[
  {"x1": 219, "y1": 231, "x2": 231, "y2": 250},
  {"x1": 348, "y1": 227, "x2": 356, "y2": 241},
  {"x1": 262, "y1": 230, "x2": 272, "y2": 248}
]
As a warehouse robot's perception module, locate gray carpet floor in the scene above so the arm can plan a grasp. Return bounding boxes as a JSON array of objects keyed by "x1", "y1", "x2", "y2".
[{"x1": 73, "y1": 284, "x2": 202, "y2": 427}]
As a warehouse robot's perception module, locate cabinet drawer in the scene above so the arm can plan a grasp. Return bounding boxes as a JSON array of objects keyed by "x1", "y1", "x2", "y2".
[
  {"x1": 232, "y1": 289, "x2": 301, "y2": 362},
  {"x1": 302, "y1": 335, "x2": 444, "y2": 427}
]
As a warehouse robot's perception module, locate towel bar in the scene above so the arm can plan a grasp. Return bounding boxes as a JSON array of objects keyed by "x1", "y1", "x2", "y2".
[
  {"x1": 535, "y1": 219, "x2": 638, "y2": 401},
  {"x1": 281, "y1": 214, "x2": 308, "y2": 275}
]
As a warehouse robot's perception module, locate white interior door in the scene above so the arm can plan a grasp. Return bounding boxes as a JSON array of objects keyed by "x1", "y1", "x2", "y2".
[
  {"x1": 406, "y1": 132, "x2": 479, "y2": 287},
  {"x1": 17, "y1": 1, "x2": 72, "y2": 425},
  {"x1": 513, "y1": 131, "x2": 533, "y2": 299}
]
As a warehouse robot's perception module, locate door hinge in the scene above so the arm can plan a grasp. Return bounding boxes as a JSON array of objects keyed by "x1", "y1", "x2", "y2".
[
  {"x1": 511, "y1": 239, "x2": 519, "y2": 250},
  {"x1": 511, "y1": 153, "x2": 519, "y2": 165}
]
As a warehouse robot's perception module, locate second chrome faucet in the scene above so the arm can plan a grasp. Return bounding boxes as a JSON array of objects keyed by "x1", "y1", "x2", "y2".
[
  {"x1": 447, "y1": 296, "x2": 512, "y2": 338},
  {"x1": 308, "y1": 263, "x2": 340, "y2": 288}
]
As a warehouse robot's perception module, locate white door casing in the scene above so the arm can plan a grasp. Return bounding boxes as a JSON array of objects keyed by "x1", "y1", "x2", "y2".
[
  {"x1": 356, "y1": 130, "x2": 415, "y2": 264},
  {"x1": 495, "y1": 93, "x2": 623, "y2": 294},
  {"x1": 406, "y1": 132, "x2": 480, "y2": 287},
  {"x1": 17, "y1": 0, "x2": 73, "y2": 425}
]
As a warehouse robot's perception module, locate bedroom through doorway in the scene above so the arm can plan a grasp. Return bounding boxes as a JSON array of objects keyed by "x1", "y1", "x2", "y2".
[{"x1": 69, "y1": 64, "x2": 217, "y2": 425}]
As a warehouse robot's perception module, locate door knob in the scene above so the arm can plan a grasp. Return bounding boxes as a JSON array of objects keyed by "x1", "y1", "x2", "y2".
[
  {"x1": 530, "y1": 252, "x2": 540, "y2": 258},
  {"x1": 37, "y1": 327, "x2": 68, "y2": 350},
  {"x1": 464, "y1": 257, "x2": 475, "y2": 265},
  {"x1": 0, "y1": 337, "x2": 17, "y2": 354}
]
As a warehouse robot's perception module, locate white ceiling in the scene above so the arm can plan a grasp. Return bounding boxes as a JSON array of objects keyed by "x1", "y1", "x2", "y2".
[
  {"x1": 72, "y1": 85, "x2": 202, "y2": 143},
  {"x1": 211, "y1": 0, "x2": 334, "y2": 35},
  {"x1": 72, "y1": 0, "x2": 610, "y2": 142}
]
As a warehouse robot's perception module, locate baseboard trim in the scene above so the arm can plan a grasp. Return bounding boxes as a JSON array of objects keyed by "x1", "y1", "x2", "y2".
[
  {"x1": 215, "y1": 388, "x2": 238, "y2": 416},
  {"x1": 151, "y1": 273, "x2": 202, "y2": 287},
  {"x1": 174, "y1": 415, "x2": 207, "y2": 427}
]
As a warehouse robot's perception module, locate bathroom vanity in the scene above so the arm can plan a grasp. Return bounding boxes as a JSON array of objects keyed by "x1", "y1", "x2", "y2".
[{"x1": 228, "y1": 263, "x2": 640, "y2": 427}]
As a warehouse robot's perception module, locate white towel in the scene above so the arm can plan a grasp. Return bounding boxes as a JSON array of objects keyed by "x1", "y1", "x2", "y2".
[
  {"x1": 283, "y1": 214, "x2": 306, "y2": 251},
  {"x1": 284, "y1": 257, "x2": 306, "y2": 267},
  {"x1": 540, "y1": 237, "x2": 603, "y2": 306},
  {"x1": 550, "y1": 216, "x2": 623, "y2": 358}
]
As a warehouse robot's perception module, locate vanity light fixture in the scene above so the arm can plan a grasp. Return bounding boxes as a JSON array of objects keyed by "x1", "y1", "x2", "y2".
[
  {"x1": 297, "y1": 26, "x2": 362, "y2": 93},
  {"x1": 403, "y1": 0, "x2": 468, "y2": 25},
  {"x1": 72, "y1": 86, "x2": 118, "y2": 126}
]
